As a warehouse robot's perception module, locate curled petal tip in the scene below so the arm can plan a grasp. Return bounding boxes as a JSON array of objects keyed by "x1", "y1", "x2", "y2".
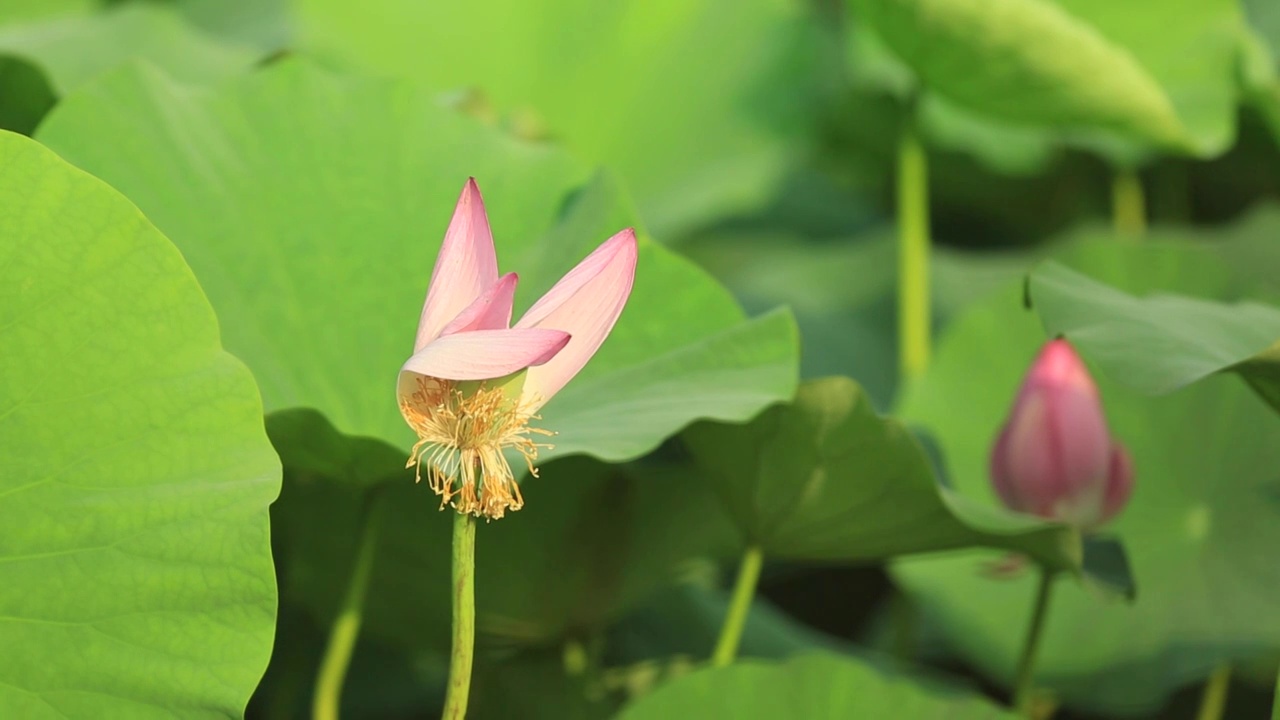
[
  {"x1": 515, "y1": 228, "x2": 638, "y2": 407},
  {"x1": 413, "y1": 179, "x2": 500, "y2": 350}
]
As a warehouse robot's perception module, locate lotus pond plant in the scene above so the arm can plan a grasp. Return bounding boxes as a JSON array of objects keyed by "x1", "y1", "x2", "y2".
[
  {"x1": 395, "y1": 178, "x2": 636, "y2": 716},
  {"x1": 990, "y1": 338, "x2": 1135, "y2": 714},
  {"x1": 3, "y1": 2, "x2": 1280, "y2": 720}
]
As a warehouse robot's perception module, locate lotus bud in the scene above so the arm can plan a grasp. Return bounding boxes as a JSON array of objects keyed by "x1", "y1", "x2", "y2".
[{"x1": 990, "y1": 339, "x2": 1133, "y2": 529}]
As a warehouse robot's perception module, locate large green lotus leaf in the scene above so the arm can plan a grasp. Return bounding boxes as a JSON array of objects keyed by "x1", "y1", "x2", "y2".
[
  {"x1": 37, "y1": 59, "x2": 800, "y2": 474},
  {"x1": 1239, "y1": 22, "x2": 1280, "y2": 145},
  {"x1": 469, "y1": 647, "x2": 615, "y2": 720},
  {"x1": 1211, "y1": 205, "x2": 1280, "y2": 297},
  {"x1": 608, "y1": 572, "x2": 870, "y2": 667},
  {"x1": 175, "y1": 0, "x2": 292, "y2": 52},
  {"x1": 606, "y1": 579, "x2": 981, "y2": 712},
  {"x1": 1030, "y1": 260, "x2": 1280, "y2": 412},
  {"x1": 917, "y1": 94, "x2": 1061, "y2": 175},
  {"x1": 0, "y1": 0, "x2": 87, "y2": 24},
  {"x1": 849, "y1": 0, "x2": 1245, "y2": 159},
  {"x1": 0, "y1": 4, "x2": 260, "y2": 95},
  {"x1": 0, "y1": 131, "x2": 279, "y2": 715},
  {"x1": 1047, "y1": 208, "x2": 1280, "y2": 300},
  {"x1": 293, "y1": 0, "x2": 823, "y2": 236},
  {"x1": 844, "y1": 21, "x2": 1060, "y2": 174},
  {"x1": 893, "y1": 248, "x2": 1280, "y2": 713},
  {"x1": 274, "y1": 448, "x2": 739, "y2": 653},
  {"x1": 618, "y1": 653, "x2": 1017, "y2": 719},
  {"x1": 1246, "y1": 0, "x2": 1280, "y2": 57},
  {"x1": 679, "y1": 227, "x2": 1045, "y2": 408},
  {"x1": 678, "y1": 230, "x2": 899, "y2": 405},
  {"x1": 684, "y1": 377, "x2": 1100, "y2": 574}
]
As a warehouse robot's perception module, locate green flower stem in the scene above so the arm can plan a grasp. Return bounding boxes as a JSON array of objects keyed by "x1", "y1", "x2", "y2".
[
  {"x1": 442, "y1": 513, "x2": 477, "y2": 720},
  {"x1": 1012, "y1": 568, "x2": 1056, "y2": 715},
  {"x1": 897, "y1": 122, "x2": 932, "y2": 383},
  {"x1": 1195, "y1": 664, "x2": 1232, "y2": 720},
  {"x1": 312, "y1": 495, "x2": 383, "y2": 720},
  {"x1": 1112, "y1": 167, "x2": 1147, "y2": 238},
  {"x1": 712, "y1": 545, "x2": 764, "y2": 667}
]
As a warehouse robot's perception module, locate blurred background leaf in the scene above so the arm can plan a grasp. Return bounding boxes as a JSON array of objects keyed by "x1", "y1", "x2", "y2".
[
  {"x1": 618, "y1": 653, "x2": 1018, "y2": 719},
  {"x1": 0, "y1": 4, "x2": 260, "y2": 93},
  {"x1": 293, "y1": 0, "x2": 835, "y2": 238},
  {"x1": 847, "y1": 0, "x2": 1247, "y2": 162},
  {"x1": 0, "y1": 0, "x2": 90, "y2": 24},
  {"x1": 0, "y1": 3, "x2": 262, "y2": 134},
  {"x1": 1030, "y1": 259, "x2": 1280, "y2": 411},
  {"x1": 684, "y1": 377, "x2": 1101, "y2": 573}
]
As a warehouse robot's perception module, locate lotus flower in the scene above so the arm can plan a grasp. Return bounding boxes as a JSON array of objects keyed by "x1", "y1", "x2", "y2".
[
  {"x1": 397, "y1": 179, "x2": 637, "y2": 519},
  {"x1": 990, "y1": 339, "x2": 1133, "y2": 530}
]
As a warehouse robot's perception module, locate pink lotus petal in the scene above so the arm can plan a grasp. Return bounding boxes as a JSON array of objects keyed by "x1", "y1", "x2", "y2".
[
  {"x1": 515, "y1": 228, "x2": 637, "y2": 408},
  {"x1": 439, "y1": 273, "x2": 518, "y2": 336},
  {"x1": 401, "y1": 328, "x2": 570, "y2": 381},
  {"x1": 989, "y1": 422, "x2": 1022, "y2": 512},
  {"x1": 1098, "y1": 443, "x2": 1134, "y2": 526},
  {"x1": 413, "y1": 178, "x2": 500, "y2": 351}
]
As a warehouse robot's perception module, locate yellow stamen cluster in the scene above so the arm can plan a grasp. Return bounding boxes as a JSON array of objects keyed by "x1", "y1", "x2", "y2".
[{"x1": 399, "y1": 374, "x2": 552, "y2": 520}]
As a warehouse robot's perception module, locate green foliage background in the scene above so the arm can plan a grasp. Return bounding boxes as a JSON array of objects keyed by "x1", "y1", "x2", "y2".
[{"x1": 1, "y1": 0, "x2": 1278, "y2": 718}]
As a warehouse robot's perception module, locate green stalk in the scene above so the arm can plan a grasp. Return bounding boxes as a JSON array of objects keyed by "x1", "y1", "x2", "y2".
[
  {"x1": 1195, "y1": 664, "x2": 1232, "y2": 720},
  {"x1": 1111, "y1": 167, "x2": 1147, "y2": 238},
  {"x1": 897, "y1": 122, "x2": 932, "y2": 383},
  {"x1": 312, "y1": 495, "x2": 383, "y2": 720},
  {"x1": 441, "y1": 513, "x2": 477, "y2": 720},
  {"x1": 712, "y1": 546, "x2": 764, "y2": 667},
  {"x1": 1011, "y1": 568, "x2": 1055, "y2": 715}
]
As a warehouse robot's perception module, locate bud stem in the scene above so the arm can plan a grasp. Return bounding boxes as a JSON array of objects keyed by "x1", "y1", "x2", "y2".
[
  {"x1": 441, "y1": 513, "x2": 477, "y2": 720},
  {"x1": 1012, "y1": 567, "x2": 1055, "y2": 715},
  {"x1": 312, "y1": 492, "x2": 383, "y2": 720},
  {"x1": 1195, "y1": 664, "x2": 1232, "y2": 720},
  {"x1": 1111, "y1": 167, "x2": 1147, "y2": 239},
  {"x1": 712, "y1": 545, "x2": 764, "y2": 666},
  {"x1": 897, "y1": 120, "x2": 932, "y2": 383}
]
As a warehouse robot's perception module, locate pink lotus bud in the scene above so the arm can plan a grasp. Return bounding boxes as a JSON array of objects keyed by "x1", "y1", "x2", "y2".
[{"x1": 990, "y1": 339, "x2": 1133, "y2": 529}]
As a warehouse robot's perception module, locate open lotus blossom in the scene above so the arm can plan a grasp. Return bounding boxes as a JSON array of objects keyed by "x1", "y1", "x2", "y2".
[
  {"x1": 397, "y1": 179, "x2": 637, "y2": 520},
  {"x1": 990, "y1": 339, "x2": 1133, "y2": 530}
]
